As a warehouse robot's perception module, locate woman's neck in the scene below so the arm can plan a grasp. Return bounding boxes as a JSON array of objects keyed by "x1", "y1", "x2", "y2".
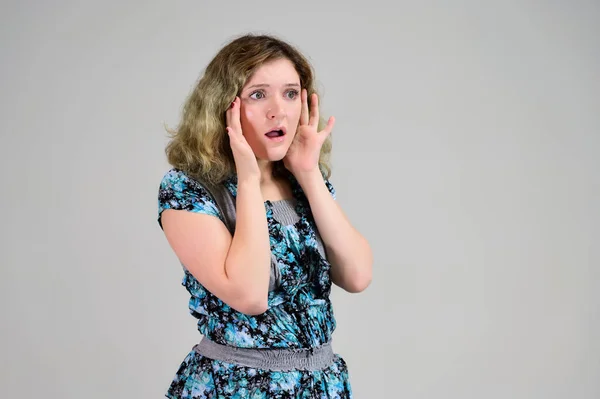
[
  {"x1": 255, "y1": 160, "x2": 293, "y2": 201},
  {"x1": 257, "y1": 159, "x2": 275, "y2": 184}
]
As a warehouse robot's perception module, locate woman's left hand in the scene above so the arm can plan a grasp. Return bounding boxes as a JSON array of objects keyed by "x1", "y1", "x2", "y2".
[{"x1": 284, "y1": 89, "x2": 335, "y2": 177}]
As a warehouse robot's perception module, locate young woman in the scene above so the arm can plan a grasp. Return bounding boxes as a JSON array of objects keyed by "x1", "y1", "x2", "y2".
[{"x1": 157, "y1": 33, "x2": 372, "y2": 398}]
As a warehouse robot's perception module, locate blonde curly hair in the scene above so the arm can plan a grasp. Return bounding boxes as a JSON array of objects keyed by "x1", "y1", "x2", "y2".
[{"x1": 165, "y1": 33, "x2": 332, "y2": 185}]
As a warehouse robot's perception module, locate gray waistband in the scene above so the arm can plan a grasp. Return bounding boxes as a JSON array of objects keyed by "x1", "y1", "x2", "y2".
[{"x1": 193, "y1": 338, "x2": 335, "y2": 371}]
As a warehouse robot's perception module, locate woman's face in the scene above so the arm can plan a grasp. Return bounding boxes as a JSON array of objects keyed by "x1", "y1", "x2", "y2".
[{"x1": 238, "y1": 58, "x2": 302, "y2": 162}]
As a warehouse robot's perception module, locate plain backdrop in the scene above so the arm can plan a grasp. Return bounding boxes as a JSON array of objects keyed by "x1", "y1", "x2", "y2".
[{"x1": 1, "y1": 1, "x2": 599, "y2": 398}]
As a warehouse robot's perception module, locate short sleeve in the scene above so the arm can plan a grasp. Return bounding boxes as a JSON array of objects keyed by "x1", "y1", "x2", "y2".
[
  {"x1": 157, "y1": 169, "x2": 222, "y2": 228},
  {"x1": 324, "y1": 179, "x2": 336, "y2": 200}
]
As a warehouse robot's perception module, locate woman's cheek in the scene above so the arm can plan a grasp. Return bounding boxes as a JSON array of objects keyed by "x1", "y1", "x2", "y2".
[{"x1": 239, "y1": 106, "x2": 256, "y2": 135}]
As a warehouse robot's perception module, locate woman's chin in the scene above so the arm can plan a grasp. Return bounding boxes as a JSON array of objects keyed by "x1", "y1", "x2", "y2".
[{"x1": 257, "y1": 148, "x2": 289, "y2": 163}]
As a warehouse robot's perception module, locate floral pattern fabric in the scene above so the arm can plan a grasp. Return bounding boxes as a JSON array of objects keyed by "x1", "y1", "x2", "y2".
[{"x1": 157, "y1": 169, "x2": 352, "y2": 398}]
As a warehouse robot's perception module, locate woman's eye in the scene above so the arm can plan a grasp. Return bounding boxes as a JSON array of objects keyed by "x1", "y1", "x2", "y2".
[
  {"x1": 286, "y1": 90, "x2": 299, "y2": 99},
  {"x1": 249, "y1": 91, "x2": 265, "y2": 100}
]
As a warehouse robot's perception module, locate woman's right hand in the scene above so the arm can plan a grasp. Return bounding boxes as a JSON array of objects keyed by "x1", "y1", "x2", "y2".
[{"x1": 226, "y1": 97, "x2": 260, "y2": 181}]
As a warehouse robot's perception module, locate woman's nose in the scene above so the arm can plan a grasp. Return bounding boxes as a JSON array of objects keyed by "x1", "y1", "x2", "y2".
[{"x1": 266, "y1": 99, "x2": 286, "y2": 120}]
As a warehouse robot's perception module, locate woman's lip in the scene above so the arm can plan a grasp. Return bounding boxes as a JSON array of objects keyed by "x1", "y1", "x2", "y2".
[
  {"x1": 265, "y1": 133, "x2": 286, "y2": 142},
  {"x1": 264, "y1": 129, "x2": 286, "y2": 138},
  {"x1": 265, "y1": 126, "x2": 286, "y2": 135}
]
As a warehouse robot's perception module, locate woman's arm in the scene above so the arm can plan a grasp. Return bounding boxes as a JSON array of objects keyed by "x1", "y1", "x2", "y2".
[
  {"x1": 224, "y1": 177, "x2": 272, "y2": 308},
  {"x1": 161, "y1": 176, "x2": 271, "y2": 315},
  {"x1": 296, "y1": 170, "x2": 373, "y2": 293}
]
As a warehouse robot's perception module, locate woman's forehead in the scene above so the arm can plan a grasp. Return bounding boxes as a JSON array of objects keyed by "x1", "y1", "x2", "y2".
[{"x1": 244, "y1": 59, "x2": 300, "y2": 87}]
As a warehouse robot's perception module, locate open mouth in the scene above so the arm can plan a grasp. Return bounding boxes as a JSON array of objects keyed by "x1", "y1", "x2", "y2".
[{"x1": 265, "y1": 128, "x2": 286, "y2": 139}]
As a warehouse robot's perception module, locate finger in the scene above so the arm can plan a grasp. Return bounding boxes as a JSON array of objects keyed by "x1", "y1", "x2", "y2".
[
  {"x1": 319, "y1": 116, "x2": 335, "y2": 138},
  {"x1": 227, "y1": 97, "x2": 242, "y2": 134},
  {"x1": 226, "y1": 126, "x2": 237, "y2": 141},
  {"x1": 231, "y1": 97, "x2": 242, "y2": 132},
  {"x1": 309, "y1": 93, "x2": 319, "y2": 127},
  {"x1": 300, "y1": 89, "x2": 309, "y2": 125},
  {"x1": 226, "y1": 100, "x2": 232, "y2": 128},
  {"x1": 227, "y1": 127, "x2": 244, "y2": 148}
]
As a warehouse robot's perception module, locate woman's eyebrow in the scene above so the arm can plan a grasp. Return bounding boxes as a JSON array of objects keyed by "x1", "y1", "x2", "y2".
[{"x1": 245, "y1": 83, "x2": 301, "y2": 90}]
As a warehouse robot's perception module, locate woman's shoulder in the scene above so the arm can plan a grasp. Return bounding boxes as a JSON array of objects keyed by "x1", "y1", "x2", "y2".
[
  {"x1": 157, "y1": 168, "x2": 221, "y2": 219},
  {"x1": 324, "y1": 178, "x2": 336, "y2": 200},
  {"x1": 160, "y1": 167, "x2": 195, "y2": 187}
]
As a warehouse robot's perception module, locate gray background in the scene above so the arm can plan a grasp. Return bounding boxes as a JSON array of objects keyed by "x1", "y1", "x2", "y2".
[{"x1": 1, "y1": 1, "x2": 599, "y2": 398}]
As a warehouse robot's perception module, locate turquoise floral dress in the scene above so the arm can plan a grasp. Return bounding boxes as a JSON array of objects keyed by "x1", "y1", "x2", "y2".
[{"x1": 157, "y1": 168, "x2": 352, "y2": 398}]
